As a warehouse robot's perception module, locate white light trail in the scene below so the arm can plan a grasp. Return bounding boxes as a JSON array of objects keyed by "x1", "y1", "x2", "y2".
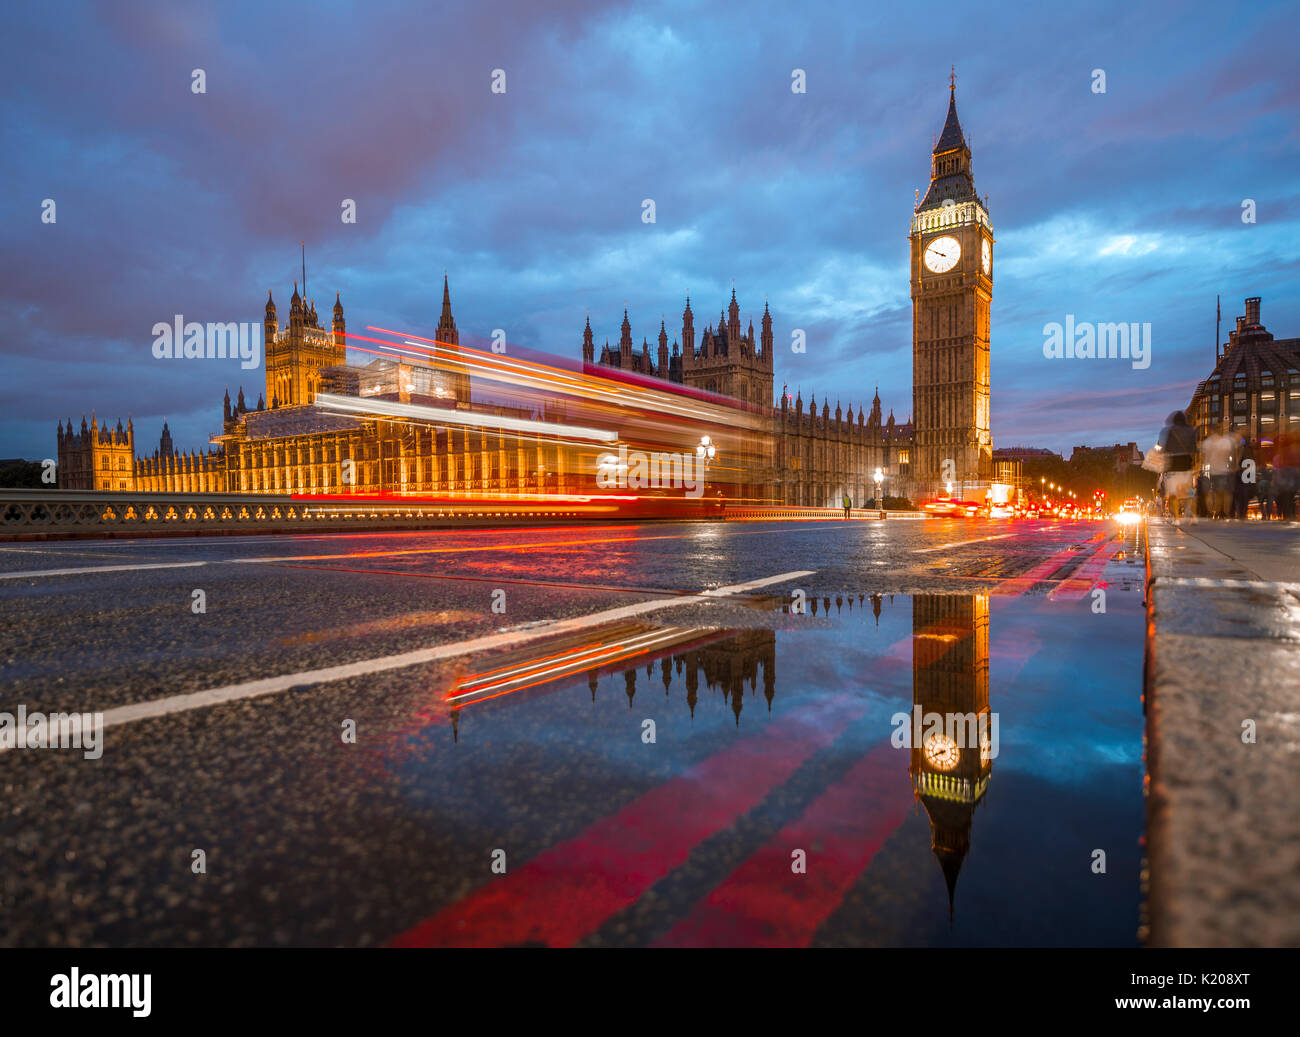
[{"x1": 314, "y1": 392, "x2": 617, "y2": 443}]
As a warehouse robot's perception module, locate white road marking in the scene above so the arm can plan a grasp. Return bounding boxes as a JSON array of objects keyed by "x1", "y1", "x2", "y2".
[
  {"x1": 1156, "y1": 576, "x2": 1300, "y2": 593},
  {"x1": 0, "y1": 561, "x2": 209, "y2": 580},
  {"x1": 912, "y1": 533, "x2": 1017, "y2": 554},
  {"x1": 0, "y1": 569, "x2": 814, "y2": 747}
]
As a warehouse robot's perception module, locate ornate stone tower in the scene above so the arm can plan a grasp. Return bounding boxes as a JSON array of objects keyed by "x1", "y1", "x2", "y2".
[
  {"x1": 680, "y1": 289, "x2": 773, "y2": 407},
  {"x1": 911, "y1": 73, "x2": 993, "y2": 496},
  {"x1": 263, "y1": 282, "x2": 346, "y2": 408},
  {"x1": 435, "y1": 274, "x2": 471, "y2": 407},
  {"x1": 56, "y1": 414, "x2": 136, "y2": 490}
]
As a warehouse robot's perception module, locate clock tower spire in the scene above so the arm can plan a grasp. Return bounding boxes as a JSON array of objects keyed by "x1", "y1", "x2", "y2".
[{"x1": 911, "y1": 73, "x2": 993, "y2": 497}]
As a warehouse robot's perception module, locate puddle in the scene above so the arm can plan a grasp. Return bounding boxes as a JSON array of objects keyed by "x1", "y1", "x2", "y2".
[{"x1": 394, "y1": 586, "x2": 1145, "y2": 947}]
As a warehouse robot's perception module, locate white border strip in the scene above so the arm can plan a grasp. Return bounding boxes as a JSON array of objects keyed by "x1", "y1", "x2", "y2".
[{"x1": 1155, "y1": 576, "x2": 1300, "y2": 593}]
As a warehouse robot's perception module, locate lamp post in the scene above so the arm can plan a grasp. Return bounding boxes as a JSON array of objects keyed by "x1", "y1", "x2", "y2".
[
  {"x1": 696, "y1": 435, "x2": 716, "y2": 467},
  {"x1": 697, "y1": 435, "x2": 718, "y2": 516},
  {"x1": 874, "y1": 467, "x2": 883, "y2": 512}
]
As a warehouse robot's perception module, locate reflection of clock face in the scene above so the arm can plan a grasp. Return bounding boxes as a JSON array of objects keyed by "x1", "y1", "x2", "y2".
[
  {"x1": 924, "y1": 236, "x2": 961, "y2": 273},
  {"x1": 981, "y1": 239, "x2": 991, "y2": 275},
  {"x1": 924, "y1": 733, "x2": 960, "y2": 771}
]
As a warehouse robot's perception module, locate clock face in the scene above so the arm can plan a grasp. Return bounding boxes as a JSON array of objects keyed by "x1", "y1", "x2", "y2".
[
  {"x1": 923, "y1": 235, "x2": 961, "y2": 273},
  {"x1": 923, "y1": 733, "x2": 960, "y2": 772},
  {"x1": 981, "y1": 238, "x2": 991, "y2": 275}
]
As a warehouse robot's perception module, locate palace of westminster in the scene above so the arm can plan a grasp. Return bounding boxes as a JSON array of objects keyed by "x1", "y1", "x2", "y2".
[{"x1": 57, "y1": 83, "x2": 998, "y2": 506}]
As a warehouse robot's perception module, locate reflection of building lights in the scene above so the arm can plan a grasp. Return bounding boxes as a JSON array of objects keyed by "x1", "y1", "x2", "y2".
[{"x1": 923, "y1": 733, "x2": 960, "y2": 771}]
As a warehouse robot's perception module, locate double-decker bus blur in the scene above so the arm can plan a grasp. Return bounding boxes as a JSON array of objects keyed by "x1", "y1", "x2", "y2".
[{"x1": 307, "y1": 325, "x2": 775, "y2": 520}]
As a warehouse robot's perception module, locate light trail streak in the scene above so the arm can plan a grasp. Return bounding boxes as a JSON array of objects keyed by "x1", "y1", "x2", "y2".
[{"x1": 314, "y1": 391, "x2": 617, "y2": 443}]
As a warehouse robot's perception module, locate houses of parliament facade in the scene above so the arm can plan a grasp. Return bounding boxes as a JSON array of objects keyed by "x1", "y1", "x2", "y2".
[
  {"x1": 57, "y1": 81, "x2": 992, "y2": 507},
  {"x1": 582, "y1": 290, "x2": 916, "y2": 507}
]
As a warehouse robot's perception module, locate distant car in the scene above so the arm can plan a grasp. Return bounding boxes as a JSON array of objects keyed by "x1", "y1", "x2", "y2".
[
  {"x1": 923, "y1": 498, "x2": 980, "y2": 518},
  {"x1": 988, "y1": 503, "x2": 1014, "y2": 519},
  {"x1": 1115, "y1": 500, "x2": 1143, "y2": 524}
]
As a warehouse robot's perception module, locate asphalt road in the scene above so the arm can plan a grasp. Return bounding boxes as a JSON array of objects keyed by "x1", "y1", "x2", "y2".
[{"x1": 0, "y1": 517, "x2": 1148, "y2": 947}]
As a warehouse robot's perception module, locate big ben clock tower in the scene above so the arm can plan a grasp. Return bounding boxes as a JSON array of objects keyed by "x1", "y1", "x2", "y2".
[{"x1": 911, "y1": 72, "x2": 993, "y2": 497}]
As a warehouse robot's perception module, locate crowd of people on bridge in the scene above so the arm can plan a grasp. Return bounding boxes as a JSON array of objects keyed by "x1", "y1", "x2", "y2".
[{"x1": 1150, "y1": 412, "x2": 1300, "y2": 522}]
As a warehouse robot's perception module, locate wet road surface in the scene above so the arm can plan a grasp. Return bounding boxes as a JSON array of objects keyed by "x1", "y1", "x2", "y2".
[{"x1": 0, "y1": 518, "x2": 1148, "y2": 946}]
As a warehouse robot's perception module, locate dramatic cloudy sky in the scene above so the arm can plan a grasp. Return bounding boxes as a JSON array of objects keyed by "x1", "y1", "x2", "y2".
[{"x1": 2, "y1": 0, "x2": 1297, "y2": 460}]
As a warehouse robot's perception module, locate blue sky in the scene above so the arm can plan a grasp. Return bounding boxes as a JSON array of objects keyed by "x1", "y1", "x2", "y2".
[{"x1": 1, "y1": 0, "x2": 1297, "y2": 460}]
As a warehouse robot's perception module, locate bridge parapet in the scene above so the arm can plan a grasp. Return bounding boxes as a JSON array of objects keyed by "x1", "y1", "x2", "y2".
[{"x1": 0, "y1": 489, "x2": 591, "y2": 540}]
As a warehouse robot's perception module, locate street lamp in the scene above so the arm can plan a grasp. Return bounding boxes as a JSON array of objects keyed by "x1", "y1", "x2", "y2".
[
  {"x1": 696, "y1": 435, "x2": 716, "y2": 472},
  {"x1": 874, "y1": 467, "x2": 883, "y2": 512},
  {"x1": 697, "y1": 436, "x2": 718, "y2": 514}
]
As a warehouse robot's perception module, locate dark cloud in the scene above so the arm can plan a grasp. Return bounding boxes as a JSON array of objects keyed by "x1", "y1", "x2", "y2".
[{"x1": 1, "y1": 0, "x2": 1297, "y2": 460}]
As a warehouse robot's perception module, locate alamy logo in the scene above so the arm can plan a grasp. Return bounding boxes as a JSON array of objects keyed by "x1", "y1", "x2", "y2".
[
  {"x1": 152, "y1": 315, "x2": 261, "y2": 370},
  {"x1": 1042, "y1": 315, "x2": 1151, "y2": 370},
  {"x1": 50, "y1": 968, "x2": 151, "y2": 1017},
  {"x1": 0, "y1": 706, "x2": 103, "y2": 760},
  {"x1": 596, "y1": 444, "x2": 705, "y2": 498}
]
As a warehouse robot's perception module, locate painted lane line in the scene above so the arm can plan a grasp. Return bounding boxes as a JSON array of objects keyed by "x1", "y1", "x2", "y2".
[
  {"x1": 390, "y1": 687, "x2": 892, "y2": 948},
  {"x1": 654, "y1": 742, "x2": 910, "y2": 947},
  {"x1": 0, "y1": 561, "x2": 208, "y2": 580},
  {"x1": 0, "y1": 570, "x2": 814, "y2": 749},
  {"x1": 1155, "y1": 576, "x2": 1300, "y2": 593},
  {"x1": 988, "y1": 534, "x2": 1104, "y2": 597},
  {"x1": 1047, "y1": 537, "x2": 1123, "y2": 601}
]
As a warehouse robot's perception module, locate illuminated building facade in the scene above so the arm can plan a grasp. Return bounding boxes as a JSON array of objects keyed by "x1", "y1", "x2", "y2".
[
  {"x1": 60, "y1": 277, "x2": 589, "y2": 499},
  {"x1": 911, "y1": 78, "x2": 993, "y2": 497},
  {"x1": 584, "y1": 291, "x2": 915, "y2": 507},
  {"x1": 56, "y1": 416, "x2": 137, "y2": 492},
  {"x1": 1185, "y1": 296, "x2": 1300, "y2": 442}
]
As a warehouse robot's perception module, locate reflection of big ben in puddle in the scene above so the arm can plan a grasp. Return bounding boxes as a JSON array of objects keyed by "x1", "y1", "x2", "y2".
[{"x1": 911, "y1": 595, "x2": 991, "y2": 923}]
